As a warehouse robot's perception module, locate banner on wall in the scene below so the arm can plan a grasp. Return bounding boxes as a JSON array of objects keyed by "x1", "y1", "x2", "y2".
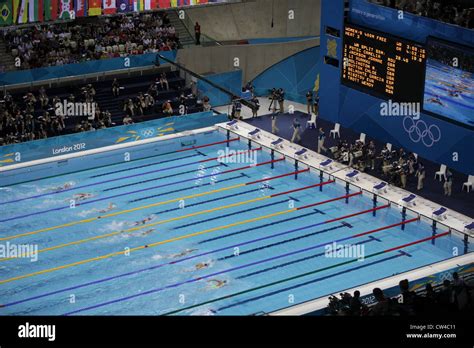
[{"x1": 0, "y1": 0, "x2": 233, "y2": 26}]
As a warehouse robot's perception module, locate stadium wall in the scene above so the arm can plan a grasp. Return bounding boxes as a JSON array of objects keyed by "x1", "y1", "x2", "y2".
[
  {"x1": 0, "y1": 51, "x2": 177, "y2": 86},
  {"x1": 197, "y1": 70, "x2": 243, "y2": 106},
  {"x1": 182, "y1": 0, "x2": 322, "y2": 41},
  {"x1": 251, "y1": 46, "x2": 321, "y2": 105},
  {"x1": 175, "y1": 37, "x2": 320, "y2": 82},
  {"x1": 318, "y1": 0, "x2": 474, "y2": 175}
]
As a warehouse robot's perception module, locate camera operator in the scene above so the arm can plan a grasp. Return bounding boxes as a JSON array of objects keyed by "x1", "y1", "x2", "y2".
[{"x1": 268, "y1": 88, "x2": 278, "y2": 113}]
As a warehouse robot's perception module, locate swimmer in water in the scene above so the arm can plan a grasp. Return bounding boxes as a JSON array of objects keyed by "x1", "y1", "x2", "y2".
[
  {"x1": 195, "y1": 262, "x2": 211, "y2": 270},
  {"x1": 168, "y1": 248, "x2": 198, "y2": 259},
  {"x1": 427, "y1": 96, "x2": 444, "y2": 106},
  {"x1": 132, "y1": 215, "x2": 155, "y2": 226},
  {"x1": 141, "y1": 228, "x2": 155, "y2": 236},
  {"x1": 207, "y1": 279, "x2": 228, "y2": 289},
  {"x1": 54, "y1": 182, "x2": 73, "y2": 191},
  {"x1": 71, "y1": 193, "x2": 93, "y2": 201},
  {"x1": 98, "y1": 202, "x2": 117, "y2": 213}
]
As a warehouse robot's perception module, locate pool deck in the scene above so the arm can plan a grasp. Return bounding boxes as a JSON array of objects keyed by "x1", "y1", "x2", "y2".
[{"x1": 217, "y1": 119, "x2": 474, "y2": 239}]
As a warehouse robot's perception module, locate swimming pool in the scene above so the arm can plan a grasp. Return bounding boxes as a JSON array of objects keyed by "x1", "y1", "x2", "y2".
[{"x1": 0, "y1": 127, "x2": 470, "y2": 316}]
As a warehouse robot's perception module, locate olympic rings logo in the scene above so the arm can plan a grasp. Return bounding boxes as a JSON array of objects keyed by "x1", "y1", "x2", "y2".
[
  {"x1": 141, "y1": 128, "x2": 156, "y2": 138},
  {"x1": 403, "y1": 117, "x2": 441, "y2": 148}
]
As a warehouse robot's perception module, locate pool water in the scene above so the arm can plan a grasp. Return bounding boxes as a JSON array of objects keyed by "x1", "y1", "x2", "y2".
[{"x1": 0, "y1": 129, "x2": 469, "y2": 315}]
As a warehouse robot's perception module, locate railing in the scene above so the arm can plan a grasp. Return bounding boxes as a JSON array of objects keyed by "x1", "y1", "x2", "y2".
[
  {"x1": 1, "y1": 64, "x2": 167, "y2": 94},
  {"x1": 174, "y1": 9, "x2": 223, "y2": 47},
  {"x1": 157, "y1": 53, "x2": 257, "y2": 111}
]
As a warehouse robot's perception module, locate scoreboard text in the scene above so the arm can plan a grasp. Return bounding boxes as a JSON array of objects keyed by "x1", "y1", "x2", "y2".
[{"x1": 342, "y1": 24, "x2": 427, "y2": 102}]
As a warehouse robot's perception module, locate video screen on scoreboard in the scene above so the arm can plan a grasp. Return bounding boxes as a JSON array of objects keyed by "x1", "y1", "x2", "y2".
[
  {"x1": 423, "y1": 38, "x2": 474, "y2": 128},
  {"x1": 342, "y1": 24, "x2": 427, "y2": 102}
]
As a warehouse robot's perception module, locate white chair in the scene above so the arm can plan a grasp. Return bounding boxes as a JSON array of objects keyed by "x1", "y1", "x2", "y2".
[
  {"x1": 386, "y1": 143, "x2": 392, "y2": 152},
  {"x1": 359, "y1": 133, "x2": 366, "y2": 144},
  {"x1": 307, "y1": 113, "x2": 317, "y2": 129},
  {"x1": 463, "y1": 175, "x2": 474, "y2": 192},
  {"x1": 435, "y1": 164, "x2": 447, "y2": 182},
  {"x1": 330, "y1": 123, "x2": 341, "y2": 139}
]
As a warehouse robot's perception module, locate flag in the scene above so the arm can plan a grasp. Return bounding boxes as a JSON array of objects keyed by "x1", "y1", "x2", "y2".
[
  {"x1": 28, "y1": 0, "x2": 43, "y2": 22},
  {"x1": 12, "y1": 0, "x2": 18, "y2": 21},
  {"x1": 132, "y1": 0, "x2": 141, "y2": 11},
  {"x1": 44, "y1": 0, "x2": 59, "y2": 20},
  {"x1": 75, "y1": 0, "x2": 87, "y2": 16},
  {"x1": 88, "y1": 0, "x2": 100, "y2": 15},
  {"x1": 117, "y1": 0, "x2": 130, "y2": 12},
  {"x1": 17, "y1": 0, "x2": 28, "y2": 24},
  {"x1": 157, "y1": 0, "x2": 169, "y2": 8},
  {"x1": 38, "y1": 0, "x2": 43, "y2": 21},
  {"x1": 103, "y1": 0, "x2": 116, "y2": 14},
  {"x1": 0, "y1": 0, "x2": 13, "y2": 25},
  {"x1": 58, "y1": 0, "x2": 72, "y2": 19},
  {"x1": 144, "y1": 0, "x2": 155, "y2": 10}
]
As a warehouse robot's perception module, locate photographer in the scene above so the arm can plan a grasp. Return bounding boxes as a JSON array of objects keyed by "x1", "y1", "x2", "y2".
[{"x1": 268, "y1": 88, "x2": 278, "y2": 113}]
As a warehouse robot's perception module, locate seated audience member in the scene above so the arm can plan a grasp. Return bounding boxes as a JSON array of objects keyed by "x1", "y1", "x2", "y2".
[{"x1": 162, "y1": 100, "x2": 173, "y2": 115}]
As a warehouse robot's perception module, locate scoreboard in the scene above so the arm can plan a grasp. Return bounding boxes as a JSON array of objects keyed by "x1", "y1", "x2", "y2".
[{"x1": 342, "y1": 24, "x2": 427, "y2": 102}]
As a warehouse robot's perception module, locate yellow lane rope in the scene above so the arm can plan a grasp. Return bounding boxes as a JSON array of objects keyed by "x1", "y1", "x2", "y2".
[{"x1": 0, "y1": 209, "x2": 294, "y2": 285}]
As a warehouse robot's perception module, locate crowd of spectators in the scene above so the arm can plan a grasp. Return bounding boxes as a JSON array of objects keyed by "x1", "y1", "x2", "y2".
[
  {"x1": 0, "y1": 85, "x2": 112, "y2": 146},
  {"x1": 371, "y1": 0, "x2": 474, "y2": 28},
  {"x1": 2, "y1": 11, "x2": 180, "y2": 70},
  {"x1": 327, "y1": 272, "x2": 472, "y2": 316},
  {"x1": 0, "y1": 70, "x2": 205, "y2": 146}
]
